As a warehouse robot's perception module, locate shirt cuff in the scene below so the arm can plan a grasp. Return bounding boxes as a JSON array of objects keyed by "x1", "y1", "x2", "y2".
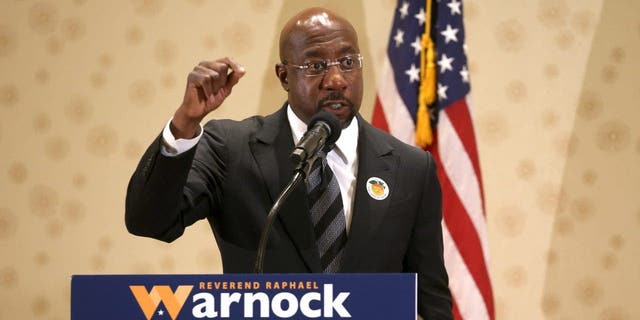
[{"x1": 161, "y1": 117, "x2": 203, "y2": 157}]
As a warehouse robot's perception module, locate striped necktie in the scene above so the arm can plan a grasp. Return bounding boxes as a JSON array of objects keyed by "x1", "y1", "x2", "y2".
[{"x1": 306, "y1": 154, "x2": 347, "y2": 273}]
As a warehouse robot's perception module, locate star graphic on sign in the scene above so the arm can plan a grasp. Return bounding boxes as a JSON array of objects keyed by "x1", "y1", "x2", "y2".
[
  {"x1": 158, "y1": 309, "x2": 164, "y2": 316},
  {"x1": 438, "y1": 83, "x2": 449, "y2": 100},
  {"x1": 437, "y1": 54, "x2": 454, "y2": 73},
  {"x1": 411, "y1": 36, "x2": 422, "y2": 55},
  {"x1": 460, "y1": 65, "x2": 469, "y2": 83},
  {"x1": 394, "y1": 29, "x2": 405, "y2": 47},
  {"x1": 440, "y1": 24, "x2": 459, "y2": 44},
  {"x1": 448, "y1": 0, "x2": 462, "y2": 15},
  {"x1": 414, "y1": 7, "x2": 426, "y2": 26},
  {"x1": 399, "y1": 1, "x2": 410, "y2": 19},
  {"x1": 405, "y1": 64, "x2": 420, "y2": 83}
]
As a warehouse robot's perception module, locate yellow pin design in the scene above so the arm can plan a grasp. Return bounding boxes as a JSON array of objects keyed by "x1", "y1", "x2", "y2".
[{"x1": 366, "y1": 177, "x2": 389, "y2": 200}]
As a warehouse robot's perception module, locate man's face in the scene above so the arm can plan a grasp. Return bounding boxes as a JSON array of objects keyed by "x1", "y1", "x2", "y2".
[{"x1": 278, "y1": 15, "x2": 363, "y2": 128}]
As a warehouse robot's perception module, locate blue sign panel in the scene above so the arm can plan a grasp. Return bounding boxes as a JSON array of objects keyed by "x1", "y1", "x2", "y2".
[{"x1": 71, "y1": 273, "x2": 416, "y2": 319}]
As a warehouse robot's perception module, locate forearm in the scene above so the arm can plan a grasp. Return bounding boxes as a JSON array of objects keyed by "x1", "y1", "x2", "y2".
[{"x1": 125, "y1": 135, "x2": 197, "y2": 242}]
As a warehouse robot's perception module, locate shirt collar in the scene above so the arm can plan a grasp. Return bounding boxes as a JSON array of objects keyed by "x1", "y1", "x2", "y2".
[{"x1": 287, "y1": 105, "x2": 358, "y2": 165}]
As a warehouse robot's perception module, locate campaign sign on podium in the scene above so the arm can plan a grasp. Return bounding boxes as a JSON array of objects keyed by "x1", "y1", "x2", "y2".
[{"x1": 71, "y1": 273, "x2": 416, "y2": 319}]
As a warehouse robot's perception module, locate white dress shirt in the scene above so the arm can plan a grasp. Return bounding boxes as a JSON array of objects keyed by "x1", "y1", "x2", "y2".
[{"x1": 160, "y1": 106, "x2": 359, "y2": 232}]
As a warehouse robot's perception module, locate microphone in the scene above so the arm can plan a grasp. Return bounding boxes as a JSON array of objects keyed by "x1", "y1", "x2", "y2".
[
  {"x1": 254, "y1": 111, "x2": 341, "y2": 273},
  {"x1": 290, "y1": 111, "x2": 342, "y2": 164}
]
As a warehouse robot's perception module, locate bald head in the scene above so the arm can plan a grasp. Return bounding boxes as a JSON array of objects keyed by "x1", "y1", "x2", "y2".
[
  {"x1": 279, "y1": 7, "x2": 359, "y2": 62},
  {"x1": 274, "y1": 7, "x2": 363, "y2": 127}
]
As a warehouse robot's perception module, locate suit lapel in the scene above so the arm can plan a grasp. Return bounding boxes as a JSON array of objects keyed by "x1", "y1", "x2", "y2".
[
  {"x1": 341, "y1": 117, "x2": 397, "y2": 272},
  {"x1": 248, "y1": 105, "x2": 322, "y2": 272}
]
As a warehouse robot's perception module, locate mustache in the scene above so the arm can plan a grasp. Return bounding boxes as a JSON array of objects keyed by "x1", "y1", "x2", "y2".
[{"x1": 317, "y1": 92, "x2": 354, "y2": 109}]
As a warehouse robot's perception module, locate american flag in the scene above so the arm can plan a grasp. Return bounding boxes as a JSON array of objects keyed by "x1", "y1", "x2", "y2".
[{"x1": 372, "y1": 1, "x2": 495, "y2": 319}]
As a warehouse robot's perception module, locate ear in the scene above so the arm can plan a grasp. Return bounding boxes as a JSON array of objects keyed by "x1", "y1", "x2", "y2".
[{"x1": 275, "y1": 64, "x2": 289, "y2": 91}]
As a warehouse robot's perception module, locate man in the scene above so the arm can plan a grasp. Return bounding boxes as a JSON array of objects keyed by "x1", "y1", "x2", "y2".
[{"x1": 126, "y1": 7, "x2": 452, "y2": 318}]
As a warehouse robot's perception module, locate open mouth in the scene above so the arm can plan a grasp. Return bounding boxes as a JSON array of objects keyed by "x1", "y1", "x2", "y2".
[
  {"x1": 318, "y1": 94, "x2": 354, "y2": 117},
  {"x1": 322, "y1": 101, "x2": 348, "y2": 110},
  {"x1": 327, "y1": 102, "x2": 344, "y2": 110}
]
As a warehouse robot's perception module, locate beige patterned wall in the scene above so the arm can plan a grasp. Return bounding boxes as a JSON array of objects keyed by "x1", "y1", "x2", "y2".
[{"x1": 0, "y1": 0, "x2": 638, "y2": 319}]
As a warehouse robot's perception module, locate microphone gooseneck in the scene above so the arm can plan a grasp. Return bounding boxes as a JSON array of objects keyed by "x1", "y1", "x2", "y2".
[{"x1": 253, "y1": 111, "x2": 342, "y2": 273}]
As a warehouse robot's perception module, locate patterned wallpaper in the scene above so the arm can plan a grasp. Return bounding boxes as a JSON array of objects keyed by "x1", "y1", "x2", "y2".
[{"x1": 0, "y1": 0, "x2": 638, "y2": 319}]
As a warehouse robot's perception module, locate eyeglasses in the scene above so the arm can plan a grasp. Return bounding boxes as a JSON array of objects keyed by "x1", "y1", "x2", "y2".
[{"x1": 281, "y1": 54, "x2": 363, "y2": 77}]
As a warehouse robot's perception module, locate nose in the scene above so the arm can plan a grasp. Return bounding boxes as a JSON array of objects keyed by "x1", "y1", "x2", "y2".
[{"x1": 320, "y1": 65, "x2": 348, "y2": 91}]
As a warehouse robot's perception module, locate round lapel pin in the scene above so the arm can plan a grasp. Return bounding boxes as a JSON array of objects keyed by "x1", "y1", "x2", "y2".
[{"x1": 366, "y1": 177, "x2": 389, "y2": 200}]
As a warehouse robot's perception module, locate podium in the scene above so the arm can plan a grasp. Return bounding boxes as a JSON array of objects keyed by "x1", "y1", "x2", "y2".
[{"x1": 71, "y1": 273, "x2": 416, "y2": 319}]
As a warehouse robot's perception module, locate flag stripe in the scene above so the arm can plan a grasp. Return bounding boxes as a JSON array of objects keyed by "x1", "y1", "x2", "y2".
[
  {"x1": 442, "y1": 225, "x2": 490, "y2": 320},
  {"x1": 372, "y1": 95, "x2": 390, "y2": 133},
  {"x1": 452, "y1": 302, "x2": 462, "y2": 320},
  {"x1": 437, "y1": 110, "x2": 489, "y2": 265},
  {"x1": 434, "y1": 141, "x2": 494, "y2": 318},
  {"x1": 441, "y1": 98, "x2": 486, "y2": 213}
]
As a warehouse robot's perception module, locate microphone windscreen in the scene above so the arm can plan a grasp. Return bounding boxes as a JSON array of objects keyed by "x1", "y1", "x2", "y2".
[{"x1": 308, "y1": 111, "x2": 342, "y2": 146}]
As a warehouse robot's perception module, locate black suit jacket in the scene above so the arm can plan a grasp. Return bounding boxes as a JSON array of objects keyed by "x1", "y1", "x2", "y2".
[{"x1": 126, "y1": 105, "x2": 452, "y2": 319}]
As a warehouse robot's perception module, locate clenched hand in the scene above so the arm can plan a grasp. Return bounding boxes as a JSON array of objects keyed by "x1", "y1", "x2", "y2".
[{"x1": 171, "y1": 57, "x2": 246, "y2": 139}]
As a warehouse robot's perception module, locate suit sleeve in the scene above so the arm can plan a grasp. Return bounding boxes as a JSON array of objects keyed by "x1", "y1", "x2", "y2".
[
  {"x1": 404, "y1": 152, "x2": 453, "y2": 319},
  {"x1": 124, "y1": 123, "x2": 228, "y2": 242}
]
